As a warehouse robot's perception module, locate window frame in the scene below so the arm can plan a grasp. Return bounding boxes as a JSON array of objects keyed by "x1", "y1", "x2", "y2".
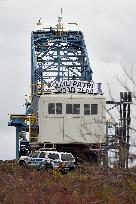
[
  {"x1": 91, "y1": 104, "x2": 98, "y2": 115},
  {"x1": 56, "y1": 103, "x2": 62, "y2": 114},
  {"x1": 66, "y1": 104, "x2": 72, "y2": 114},
  {"x1": 84, "y1": 103, "x2": 98, "y2": 115},
  {"x1": 73, "y1": 104, "x2": 80, "y2": 115},
  {"x1": 84, "y1": 104, "x2": 90, "y2": 115},
  {"x1": 48, "y1": 103, "x2": 63, "y2": 115},
  {"x1": 66, "y1": 103, "x2": 80, "y2": 115},
  {"x1": 48, "y1": 103, "x2": 55, "y2": 114}
]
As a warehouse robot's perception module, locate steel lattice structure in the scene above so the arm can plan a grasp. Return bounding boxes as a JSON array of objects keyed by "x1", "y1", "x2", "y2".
[
  {"x1": 32, "y1": 30, "x2": 92, "y2": 85},
  {"x1": 31, "y1": 29, "x2": 92, "y2": 113}
]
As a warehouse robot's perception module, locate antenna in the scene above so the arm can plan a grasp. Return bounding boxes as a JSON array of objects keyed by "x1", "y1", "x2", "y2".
[
  {"x1": 58, "y1": 8, "x2": 63, "y2": 23},
  {"x1": 61, "y1": 8, "x2": 63, "y2": 16},
  {"x1": 37, "y1": 18, "x2": 42, "y2": 26}
]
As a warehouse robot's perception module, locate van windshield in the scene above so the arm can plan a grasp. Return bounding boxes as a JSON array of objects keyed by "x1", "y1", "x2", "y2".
[
  {"x1": 61, "y1": 154, "x2": 74, "y2": 161},
  {"x1": 30, "y1": 152, "x2": 39, "y2": 158}
]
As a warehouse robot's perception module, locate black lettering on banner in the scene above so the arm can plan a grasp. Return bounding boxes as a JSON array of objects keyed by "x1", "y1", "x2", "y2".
[
  {"x1": 66, "y1": 87, "x2": 71, "y2": 92},
  {"x1": 54, "y1": 80, "x2": 98, "y2": 94},
  {"x1": 73, "y1": 81, "x2": 77, "y2": 86},
  {"x1": 71, "y1": 87, "x2": 75, "y2": 93},
  {"x1": 86, "y1": 83, "x2": 93, "y2": 88},
  {"x1": 55, "y1": 83, "x2": 62, "y2": 89},
  {"x1": 81, "y1": 88, "x2": 84, "y2": 92},
  {"x1": 78, "y1": 88, "x2": 81, "y2": 92},
  {"x1": 74, "y1": 87, "x2": 77, "y2": 93},
  {"x1": 66, "y1": 81, "x2": 71, "y2": 86},
  {"x1": 87, "y1": 83, "x2": 91, "y2": 88},
  {"x1": 82, "y1": 82, "x2": 86, "y2": 88},
  {"x1": 62, "y1": 88, "x2": 66, "y2": 93},
  {"x1": 64, "y1": 81, "x2": 66, "y2": 86},
  {"x1": 77, "y1": 82, "x2": 81, "y2": 87}
]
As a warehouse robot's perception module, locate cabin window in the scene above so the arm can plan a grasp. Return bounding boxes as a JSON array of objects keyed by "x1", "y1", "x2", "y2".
[
  {"x1": 66, "y1": 104, "x2": 72, "y2": 114},
  {"x1": 48, "y1": 103, "x2": 62, "y2": 114},
  {"x1": 66, "y1": 104, "x2": 80, "y2": 114},
  {"x1": 91, "y1": 104, "x2": 98, "y2": 115},
  {"x1": 56, "y1": 103, "x2": 62, "y2": 114},
  {"x1": 48, "y1": 103, "x2": 55, "y2": 114},
  {"x1": 84, "y1": 104, "x2": 90, "y2": 115},
  {"x1": 73, "y1": 104, "x2": 80, "y2": 114}
]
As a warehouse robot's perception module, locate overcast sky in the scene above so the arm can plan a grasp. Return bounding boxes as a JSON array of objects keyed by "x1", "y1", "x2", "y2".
[{"x1": 0, "y1": 0, "x2": 136, "y2": 159}]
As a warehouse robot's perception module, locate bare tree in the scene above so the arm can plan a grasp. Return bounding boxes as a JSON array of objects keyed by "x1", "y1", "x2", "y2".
[{"x1": 107, "y1": 63, "x2": 136, "y2": 168}]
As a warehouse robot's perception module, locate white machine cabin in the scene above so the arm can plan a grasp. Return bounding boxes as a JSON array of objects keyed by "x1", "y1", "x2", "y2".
[{"x1": 38, "y1": 93, "x2": 106, "y2": 144}]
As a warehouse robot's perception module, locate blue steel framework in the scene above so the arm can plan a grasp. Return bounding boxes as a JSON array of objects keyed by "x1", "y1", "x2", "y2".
[{"x1": 8, "y1": 25, "x2": 93, "y2": 159}]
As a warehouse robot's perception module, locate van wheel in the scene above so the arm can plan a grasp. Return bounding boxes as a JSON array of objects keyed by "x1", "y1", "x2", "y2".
[{"x1": 45, "y1": 163, "x2": 53, "y2": 171}]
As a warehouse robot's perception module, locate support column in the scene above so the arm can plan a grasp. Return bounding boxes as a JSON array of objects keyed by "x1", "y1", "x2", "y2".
[{"x1": 16, "y1": 127, "x2": 19, "y2": 160}]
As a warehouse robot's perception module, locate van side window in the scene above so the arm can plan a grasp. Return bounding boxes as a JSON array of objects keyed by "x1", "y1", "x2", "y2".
[
  {"x1": 91, "y1": 104, "x2": 98, "y2": 115},
  {"x1": 48, "y1": 153, "x2": 59, "y2": 160},
  {"x1": 84, "y1": 104, "x2": 90, "y2": 115},
  {"x1": 48, "y1": 103, "x2": 55, "y2": 114}
]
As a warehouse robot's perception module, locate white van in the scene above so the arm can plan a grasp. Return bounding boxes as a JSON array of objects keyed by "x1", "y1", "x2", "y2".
[{"x1": 19, "y1": 150, "x2": 75, "y2": 170}]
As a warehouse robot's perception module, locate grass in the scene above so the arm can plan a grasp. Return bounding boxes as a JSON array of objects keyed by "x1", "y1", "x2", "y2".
[{"x1": 0, "y1": 161, "x2": 136, "y2": 204}]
